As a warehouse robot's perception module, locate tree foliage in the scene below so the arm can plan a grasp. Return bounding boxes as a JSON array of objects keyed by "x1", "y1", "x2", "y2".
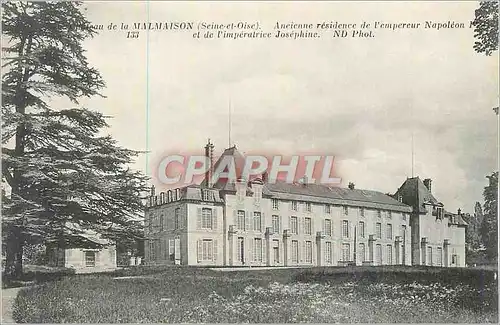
[
  {"x1": 472, "y1": 1, "x2": 499, "y2": 56},
  {"x1": 2, "y1": 1, "x2": 147, "y2": 277},
  {"x1": 480, "y1": 172, "x2": 498, "y2": 262}
]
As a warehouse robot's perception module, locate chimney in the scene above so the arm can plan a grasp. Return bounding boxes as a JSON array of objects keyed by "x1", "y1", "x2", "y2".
[
  {"x1": 423, "y1": 178, "x2": 432, "y2": 192},
  {"x1": 457, "y1": 208, "x2": 461, "y2": 216},
  {"x1": 150, "y1": 185, "x2": 155, "y2": 197},
  {"x1": 348, "y1": 182, "x2": 355, "y2": 190},
  {"x1": 204, "y1": 139, "x2": 214, "y2": 187},
  {"x1": 300, "y1": 175, "x2": 308, "y2": 186},
  {"x1": 262, "y1": 171, "x2": 268, "y2": 183}
]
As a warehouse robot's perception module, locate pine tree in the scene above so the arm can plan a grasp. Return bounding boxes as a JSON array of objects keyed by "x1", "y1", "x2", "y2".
[
  {"x1": 2, "y1": 1, "x2": 148, "y2": 278},
  {"x1": 472, "y1": 1, "x2": 499, "y2": 56},
  {"x1": 480, "y1": 172, "x2": 498, "y2": 263}
]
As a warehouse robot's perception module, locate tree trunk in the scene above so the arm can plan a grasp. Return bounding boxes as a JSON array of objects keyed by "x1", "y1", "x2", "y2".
[{"x1": 4, "y1": 227, "x2": 24, "y2": 279}]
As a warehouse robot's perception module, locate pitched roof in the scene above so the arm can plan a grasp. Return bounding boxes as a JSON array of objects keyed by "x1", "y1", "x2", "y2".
[
  {"x1": 207, "y1": 145, "x2": 246, "y2": 190},
  {"x1": 265, "y1": 181, "x2": 412, "y2": 213},
  {"x1": 394, "y1": 177, "x2": 440, "y2": 213}
]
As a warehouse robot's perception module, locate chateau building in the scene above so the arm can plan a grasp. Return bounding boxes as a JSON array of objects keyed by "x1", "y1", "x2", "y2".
[{"x1": 144, "y1": 144, "x2": 467, "y2": 268}]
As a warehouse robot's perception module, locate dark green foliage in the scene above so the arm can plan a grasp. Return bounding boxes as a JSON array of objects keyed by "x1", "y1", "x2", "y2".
[
  {"x1": 472, "y1": 1, "x2": 499, "y2": 56},
  {"x1": 480, "y1": 172, "x2": 498, "y2": 262},
  {"x1": 2, "y1": 1, "x2": 147, "y2": 278}
]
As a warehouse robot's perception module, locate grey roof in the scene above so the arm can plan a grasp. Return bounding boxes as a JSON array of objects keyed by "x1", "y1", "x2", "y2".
[
  {"x1": 394, "y1": 177, "x2": 440, "y2": 213},
  {"x1": 265, "y1": 182, "x2": 412, "y2": 213}
]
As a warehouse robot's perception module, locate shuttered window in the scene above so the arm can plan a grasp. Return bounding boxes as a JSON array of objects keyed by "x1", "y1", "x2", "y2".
[
  {"x1": 305, "y1": 241, "x2": 313, "y2": 263},
  {"x1": 290, "y1": 216, "x2": 298, "y2": 234},
  {"x1": 291, "y1": 240, "x2": 299, "y2": 263},
  {"x1": 324, "y1": 219, "x2": 332, "y2": 236},
  {"x1": 325, "y1": 242, "x2": 332, "y2": 264},
  {"x1": 253, "y1": 238, "x2": 262, "y2": 262}
]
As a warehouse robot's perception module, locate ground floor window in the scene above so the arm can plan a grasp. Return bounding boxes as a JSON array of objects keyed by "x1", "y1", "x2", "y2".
[
  {"x1": 85, "y1": 251, "x2": 96, "y2": 267},
  {"x1": 291, "y1": 240, "x2": 299, "y2": 263},
  {"x1": 305, "y1": 241, "x2": 312, "y2": 263},
  {"x1": 273, "y1": 240, "x2": 279, "y2": 264},
  {"x1": 386, "y1": 245, "x2": 392, "y2": 265},
  {"x1": 342, "y1": 243, "x2": 350, "y2": 262},
  {"x1": 253, "y1": 238, "x2": 263, "y2": 262},
  {"x1": 237, "y1": 237, "x2": 244, "y2": 263},
  {"x1": 376, "y1": 244, "x2": 382, "y2": 265},
  {"x1": 358, "y1": 243, "x2": 365, "y2": 262},
  {"x1": 197, "y1": 239, "x2": 214, "y2": 262},
  {"x1": 325, "y1": 242, "x2": 332, "y2": 264},
  {"x1": 427, "y1": 246, "x2": 433, "y2": 266},
  {"x1": 436, "y1": 247, "x2": 443, "y2": 266}
]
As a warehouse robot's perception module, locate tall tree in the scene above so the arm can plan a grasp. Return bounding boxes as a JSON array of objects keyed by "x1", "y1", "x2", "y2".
[
  {"x1": 2, "y1": 2, "x2": 147, "y2": 278},
  {"x1": 472, "y1": 0, "x2": 499, "y2": 56},
  {"x1": 480, "y1": 172, "x2": 498, "y2": 263}
]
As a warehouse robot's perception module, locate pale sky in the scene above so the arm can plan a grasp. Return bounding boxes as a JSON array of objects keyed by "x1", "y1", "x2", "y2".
[{"x1": 64, "y1": 1, "x2": 498, "y2": 213}]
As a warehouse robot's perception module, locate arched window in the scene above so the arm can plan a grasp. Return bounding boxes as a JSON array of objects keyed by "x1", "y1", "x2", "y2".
[{"x1": 167, "y1": 190, "x2": 173, "y2": 202}]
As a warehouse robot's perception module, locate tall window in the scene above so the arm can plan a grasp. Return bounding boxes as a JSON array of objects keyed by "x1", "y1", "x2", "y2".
[
  {"x1": 253, "y1": 238, "x2": 262, "y2": 262},
  {"x1": 376, "y1": 222, "x2": 382, "y2": 239},
  {"x1": 253, "y1": 212, "x2": 262, "y2": 232},
  {"x1": 376, "y1": 244, "x2": 382, "y2": 264},
  {"x1": 342, "y1": 243, "x2": 350, "y2": 261},
  {"x1": 272, "y1": 215, "x2": 280, "y2": 234},
  {"x1": 436, "y1": 247, "x2": 443, "y2": 266},
  {"x1": 305, "y1": 241, "x2": 313, "y2": 263},
  {"x1": 291, "y1": 240, "x2": 299, "y2": 263},
  {"x1": 201, "y1": 208, "x2": 213, "y2": 229},
  {"x1": 305, "y1": 217, "x2": 312, "y2": 235},
  {"x1": 85, "y1": 251, "x2": 96, "y2": 267},
  {"x1": 343, "y1": 206, "x2": 349, "y2": 215},
  {"x1": 342, "y1": 220, "x2": 349, "y2": 238},
  {"x1": 291, "y1": 201, "x2": 298, "y2": 211},
  {"x1": 359, "y1": 243, "x2": 366, "y2": 262},
  {"x1": 202, "y1": 239, "x2": 213, "y2": 261},
  {"x1": 290, "y1": 216, "x2": 298, "y2": 234},
  {"x1": 386, "y1": 223, "x2": 392, "y2": 240},
  {"x1": 358, "y1": 221, "x2": 365, "y2": 238},
  {"x1": 387, "y1": 245, "x2": 392, "y2": 265},
  {"x1": 160, "y1": 215, "x2": 164, "y2": 231},
  {"x1": 325, "y1": 204, "x2": 331, "y2": 214},
  {"x1": 272, "y1": 199, "x2": 279, "y2": 210},
  {"x1": 174, "y1": 208, "x2": 180, "y2": 229},
  {"x1": 305, "y1": 202, "x2": 312, "y2": 212},
  {"x1": 237, "y1": 210, "x2": 245, "y2": 231},
  {"x1": 324, "y1": 219, "x2": 332, "y2": 236},
  {"x1": 427, "y1": 246, "x2": 433, "y2": 266},
  {"x1": 360, "y1": 207, "x2": 365, "y2": 217},
  {"x1": 253, "y1": 186, "x2": 262, "y2": 204},
  {"x1": 325, "y1": 242, "x2": 332, "y2": 264}
]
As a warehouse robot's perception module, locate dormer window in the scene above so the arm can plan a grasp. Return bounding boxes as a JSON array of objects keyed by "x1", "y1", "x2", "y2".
[
  {"x1": 253, "y1": 185, "x2": 262, "y2": 205},
  {"x1": 305, "y1": 202, "x2": 312, "y2": 212},
  {"x1": 291, "y1": 201, "x2": 298, "y2": 211},
  {"x1": 436, "y1": 206, "x2": 444, "y2": 220},
  {"x1": 202, "y1": 190, "x2": 211, "y2": 201}
]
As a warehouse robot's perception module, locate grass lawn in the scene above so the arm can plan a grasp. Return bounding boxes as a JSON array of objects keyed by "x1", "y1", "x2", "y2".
[{"x1": 13, "y1": 266, "x2": 499, "y2": 323}]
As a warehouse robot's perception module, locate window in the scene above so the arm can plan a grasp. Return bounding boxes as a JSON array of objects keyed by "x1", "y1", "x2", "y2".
[
  {"x1": 387, "y1": 245, "x2": 393, "y2": 265},
  {"x1": 253, "y1": 238, "x2": 262, "y2": 262},
  {"x1": 452, "y1": 254, "x2": 458, "y2": 265},
  {"x1": 273, "y1": 239, "x2": 279, "y2": 263},
  {"x1": 305, "y1": 241, "x2": 313, "y2": 263},
  {"x1": 377, "y1": 210, "x2": 382, "y2": 218},
  {"x1": 325, "y1": 242, "x2": 332, "y2": 264},
  {"x1": 436, "y1": 207, "x2": 444, "y2": 220},
  {"x1": 342, "y1": 220, "x2": 349, "y2": 238},
  {"x1": 291, "y1": 201, "x2": 298, "y2": 211},
  {"x1": 237, "y1": 210, "x2": 245, "y2": 231},
  {"x1": 237, "y1": 237, "x2": 244, "y2": 263},
  {"x1": 401, "y1": 225, "x2": 406, "y2": 240},
  {"x1": 376, "y1": 244, "x2": 382, "y2": 264},
  {"x1": 358, "y1": 221, "x2": 365, "y2": 238},
  {"x1": 253, "y1": 212, "x2": 262, "y2": 232},
  {"x1": 201, "y1": 208, "x2": 213, "y2": 229},
  {"x1": 324, "y1": 219, "x2": 332, "y2": 236},
  {"x1": 272, "y1": 199, "x2": 279, "y2": 210},
  {"x1": 291, "y1": 240, "x2": 299, "y2": 263},
  {"x1": 402, "y1": 213, "x2": 407, "y2": 221},
  {"x1": 427, "y1": 246, "x2": 433, "y2": 266},
  {"x1": 359, "y1": 243, "x2": 366, "y2": 262},
  {"x1": 169, "y1": 239, "x2": 175, "y2": 259},
  {"x1": 202, "y1": 190, "x2": 211, "y2": 201},
  {"x1": 305, "y1": 217, "x2": 312, "y2": 235},
  {"x1": 360, "y1": 207, "x2": 365, "y2": 217},
  {"x1": 290, "y1": 216, "x2": 298, "y2": 234},
  {"x1": 272, "y1": 215, "x2": 280, "y2": 234},
  {"x1": 149, "y1": 241, "x2": 155, "y2": 261},
  {"x1": 160, "y1": 215, "x2": 164, "y2": 231},
  {"x1": 376, "y1": 222, "x2": 382, "y2": 239},
  {"x1": 386, "y1": 223, "x2": 392, "y2": 240},
  {"x1": 388, "y1": 211, "x2": 392, "y2": 219},
  {"x1": 325, "y1": 204, "x2": 331, "y2": 214},
  {"x1": 175, "y1": 208, "x2": 180, "y2": 229},
  {"x1": 343, "y1": 206, "x2": 349, "y2": 215},
  {"x1": 202, "y1": 239, "x2": 213, "y2": 261},
  {"x1": 342, "y1": 243, "x2": 350, "y2": 261},
  {"x1": 305, "y1": 202, "x2": 312, "y2": 212},
  {"x1": 85, "y1": 251, "x2": 96, "y2": 267},
  {"x1": 436, "y1": 247, "x2": 443, "y2": 266}
]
